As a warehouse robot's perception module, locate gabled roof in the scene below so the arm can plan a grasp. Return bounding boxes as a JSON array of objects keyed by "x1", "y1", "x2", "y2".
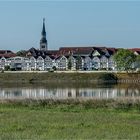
[
  {"x1": 0, "y1": 50, "x2": 16, "y2": 58},
  {"x1": 0, "y1": 50, "x2": 14, "y2": 54},
  {"x1": 55, "y1": 55, "x2": 67, "y2": 60},
  {"x1": 0, "y1": 53, "x2": 16, "y2": 58},
  {"x1": 95, "y1": 47, "x2": 109, "y2": 55},
  {"x1": 106, "y1": 48, "x2": 118, "y2": 55},
  {"x1": 92, "y1": 50, "x2": 101, "y2": 57},
  {"x1": 46, "y1": 50, "x2": 59, "y2": 56},
  {"x1": 59, "y1": 47, "x2": 94, "y2": 56},
  {"x1": 27, "y1": 47, "x2": 60, "y2": 58},
  {"x1": 129, "y1": 48, "x2": 140, "y2": 55},
  {"x1": 45, "y1": 55, "x2": 56, "y2": 59},
  {"x1": 27, "y1": 47, "x2": 38, "y2": 57}
]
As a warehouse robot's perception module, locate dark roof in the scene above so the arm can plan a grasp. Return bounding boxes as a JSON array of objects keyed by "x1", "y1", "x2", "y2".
[
  {"x1": 0, "y1": 50, "x2": 16, "y2": 58},
  {"x1": 129, "y1": 48, "x2": 140, "y2": 55},
  {"x1": 27, "y1": 48, "x2": 60, "y2": 59},
  {"x1": 59, "y1": 47, "x2": 94, "y2": 56},
  {"x1": 46, "y1": 50, "x2": 59, "y2": 56},
  {"x1": 92, "y1": 47, "x2": 107, "y2": 55},
  {"x1": 106, "y1": 48, "x2": 117, "y2": 55},
  {"x1": 0, "y1": 50, "x2": 14, "y2": 54},
  {"x1": 27, "y1": 47, "x2": 38, "y2": 56}
]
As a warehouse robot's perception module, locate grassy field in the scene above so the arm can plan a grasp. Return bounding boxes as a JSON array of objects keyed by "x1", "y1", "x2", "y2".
[
  {"x1": 0, "y1": 72, "x2": 140, "y2": 84},
  {"x1": 0, "y1": 72, "x2": 118, "y2": 83},
  {"x1": 0, "y1": 99, "x2": 140, "y2": 140}
]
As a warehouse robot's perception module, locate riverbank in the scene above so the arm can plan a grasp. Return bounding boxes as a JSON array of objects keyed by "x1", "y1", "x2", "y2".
[
  {"x1": 0, "y1": 71, "x2": 140, "y2": 83},
  {"x1": 0, "y1": 98, "x2": 140, "y2": 140}
]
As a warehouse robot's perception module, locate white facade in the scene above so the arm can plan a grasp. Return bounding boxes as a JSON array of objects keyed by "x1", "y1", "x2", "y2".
[
  {"x1": 55, "y1": 56, "x2": 68, "y2": 70},
  {"x1": 1, "y1": 52, "x2": 139, "y2": 71},
  {"x1": 92, "y1": 57, "x2": 100, "y2": 70},
  {"x1": 36, "y1": 56, "x2": 44, "y2": 71},
  {"x1": 83, "y1": 56, "x2": 92, "y2": 70},
  {"x1": 44, "y1": 56, "x2": 54, "y2": 70},
  {"x1": 100, "y1": 56, "x2": 108, "y2": 70}
]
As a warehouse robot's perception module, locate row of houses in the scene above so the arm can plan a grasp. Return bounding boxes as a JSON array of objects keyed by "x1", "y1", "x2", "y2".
[
  {"x1": 0, "y1": 55, "x2": 114, "y2": 71},
  {"x1": 0, "y1": 47, "x2": 140, "y2": 71}
]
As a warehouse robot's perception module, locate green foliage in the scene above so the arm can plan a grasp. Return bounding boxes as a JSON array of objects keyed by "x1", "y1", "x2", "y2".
[
  {"x1": 68, "y1": 58, "x2": 72, "y2": 70},
  {"x1": 48, "y1": 69, "x2": 54, "y2": 72},
  {"x1": 1, "y1": 98, "x2": 140, "y2": 110},
  {"x1": 99, "y1": 73, "x2": 118, "y2": 82},
  {"x1": 52, "y1": 66, "x2": 56, "y2": 71},
  {"x1": 113, "y1": 49, "x2": 136, "y2": 71},
  {"x1": 16, "y1": 50, "x2": 27, "y2": 57},
  {"x1": 1, "y1": 69, "x2": 4, "y2": 73},
  {"x1": 136, "y1": 55, "x2": 140, "y2": 61},
  {"x1": 76, "y1": 56, "x2": 82, "y2": 70},
  {"x1": 136, "y1": 55, "x2": 140, "y2": 69},
  {"x1": 4, "y1": 65, "x2": 10, "y2": 71}
]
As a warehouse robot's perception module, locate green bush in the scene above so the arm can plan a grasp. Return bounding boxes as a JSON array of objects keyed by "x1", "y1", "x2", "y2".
[
  {"x1": 48, "y1": 69, "x2": 54, "y2": 72},
  {"x1": 4, "y1": 65, "x2": 10, "y2": 71},
  {"x1": 137, "y1": 69, "x2": 140, "y2": 73},
  {"x1": 99, "y1": 73, "x2": 118, "y2": 81},
  {"x1": 52, "y1": 66, "x2": 57, "y2": 71}
]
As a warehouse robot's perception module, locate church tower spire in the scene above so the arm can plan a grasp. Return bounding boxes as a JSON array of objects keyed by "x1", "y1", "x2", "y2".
[{"x1": 40, "y1": 18, "x2": 47, "y2": 51}]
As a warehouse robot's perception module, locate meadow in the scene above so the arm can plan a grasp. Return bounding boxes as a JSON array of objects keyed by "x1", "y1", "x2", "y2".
[{"x1": 0, "y1": 98, "x2": 140, "y2": 140}]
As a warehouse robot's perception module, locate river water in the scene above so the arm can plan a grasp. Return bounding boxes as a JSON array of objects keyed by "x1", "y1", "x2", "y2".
[{"x1": 0, "y1": 83, "x2": 140, "y2": 99}]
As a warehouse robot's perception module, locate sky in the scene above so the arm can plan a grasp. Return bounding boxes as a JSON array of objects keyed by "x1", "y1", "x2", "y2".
[{"x1": 0, "y1": 0, "x2": 140, "y2": 52}]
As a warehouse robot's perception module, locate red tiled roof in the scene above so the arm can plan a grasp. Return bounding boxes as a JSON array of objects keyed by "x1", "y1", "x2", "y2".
[
  {"x1": 0, "y1": 50, "x2": 16, "y2": 58},
  {"x1": 130, "y1": 48, "x2": 140, "y2": 51},
  {"x1": 0, "y1": 50, "x2": 14, "y2": 54},
  {"x1": 59, "y1": 47, "x2": 94, "y2": 55},
  {"x1": 129, "y1": 48, "x2": 140, "y2": 54},
  {"x1": 0, "y1": 53, "x2": 16, "y2": 58},
  {"x1": 106, "y1": 48, "x2": 118, "y2": 55}
]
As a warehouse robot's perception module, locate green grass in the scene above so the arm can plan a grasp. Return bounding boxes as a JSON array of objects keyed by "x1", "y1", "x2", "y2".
[
  {"x1": 0, "y1": 72, "x2": 118, "y2": 83},
  {"x1": 0, "y1": 72, "x2": 140, "y2": 84},
  {"x1": 0, "y1": 100, "x2": 140, "y2": 140}
]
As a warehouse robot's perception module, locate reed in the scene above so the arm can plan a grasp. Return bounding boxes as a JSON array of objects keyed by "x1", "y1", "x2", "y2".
[{"x1": 1, "y1": 97, "x2": 140, "y2": 110}]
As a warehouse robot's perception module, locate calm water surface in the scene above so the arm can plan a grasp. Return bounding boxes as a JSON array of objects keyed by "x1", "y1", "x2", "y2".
[{"x1": 0, "y1": 83, "x2": 140, "y2": 99}]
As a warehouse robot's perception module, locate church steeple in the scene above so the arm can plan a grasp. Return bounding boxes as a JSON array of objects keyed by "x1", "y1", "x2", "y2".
[
  {"x1": 42, "y1": 18, "x2": 46, "y2": 37},
  {"x1": 40, "y1": 18, "x2": 47, "y2": 51}
]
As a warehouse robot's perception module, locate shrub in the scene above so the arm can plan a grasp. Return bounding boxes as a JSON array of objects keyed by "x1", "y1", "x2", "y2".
[
  {"x1": 136, "y1": 68, "x2": 140, "y2": 73},
  {"x1": 1, "y1": 69, "x2": 4, "y2": 73},
  {"x1": 4, "y1": 65, "x2": 10, "y2": 71},
  {"x1": 52, "y1": 66, "x2": 57, "y2": 71},
  {"x1": 48, "y1": 69, "x2": 54, "y2": 72},
  {"x1": 99, "y1": 73, "x2": 118, "y2": 81}
]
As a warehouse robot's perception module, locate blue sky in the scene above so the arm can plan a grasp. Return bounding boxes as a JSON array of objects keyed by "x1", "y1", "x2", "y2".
[{"x1": 0, "y1": 1, "x2": 140, "y2": 52}]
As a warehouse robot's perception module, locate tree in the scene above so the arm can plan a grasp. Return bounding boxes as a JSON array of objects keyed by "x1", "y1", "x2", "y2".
[
  {"x1": 52, "y1": 66, "x2": 57, "y2": 71},
  {"x1": 4, "y1": 65, "x2": 10, "y2": 71},
  {"x1": 113, "y1": 49, "x2": 136, "y2": 72},
  {"x1": 135, "y1": 55, "x2": 140, "y2": 70},
  {"x1": 68, "y1": 58, "x2": 72, "y2": 70},
  {"x1": 16, "y1": 50, "x2": 27, "y2": 57},
  {"x1": 76, "y1": 56, "x2": 82, "y2": 70}
]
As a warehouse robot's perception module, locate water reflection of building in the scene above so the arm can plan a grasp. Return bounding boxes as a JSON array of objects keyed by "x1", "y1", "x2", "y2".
[{"x1": 0, "y1": 87, "x2": 140, "y2": 99}]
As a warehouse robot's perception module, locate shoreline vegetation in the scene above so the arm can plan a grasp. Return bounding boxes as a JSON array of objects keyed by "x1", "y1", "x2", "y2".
[
  {"x1": 1, "y1": 98, "x2": 140, "y2": 110},
  {"x1": 0, "y1": 72, "x2": 140, "y2": 83},
  {"x1": 0, "y1": 98, "x2": 140, "y2": 139}
]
